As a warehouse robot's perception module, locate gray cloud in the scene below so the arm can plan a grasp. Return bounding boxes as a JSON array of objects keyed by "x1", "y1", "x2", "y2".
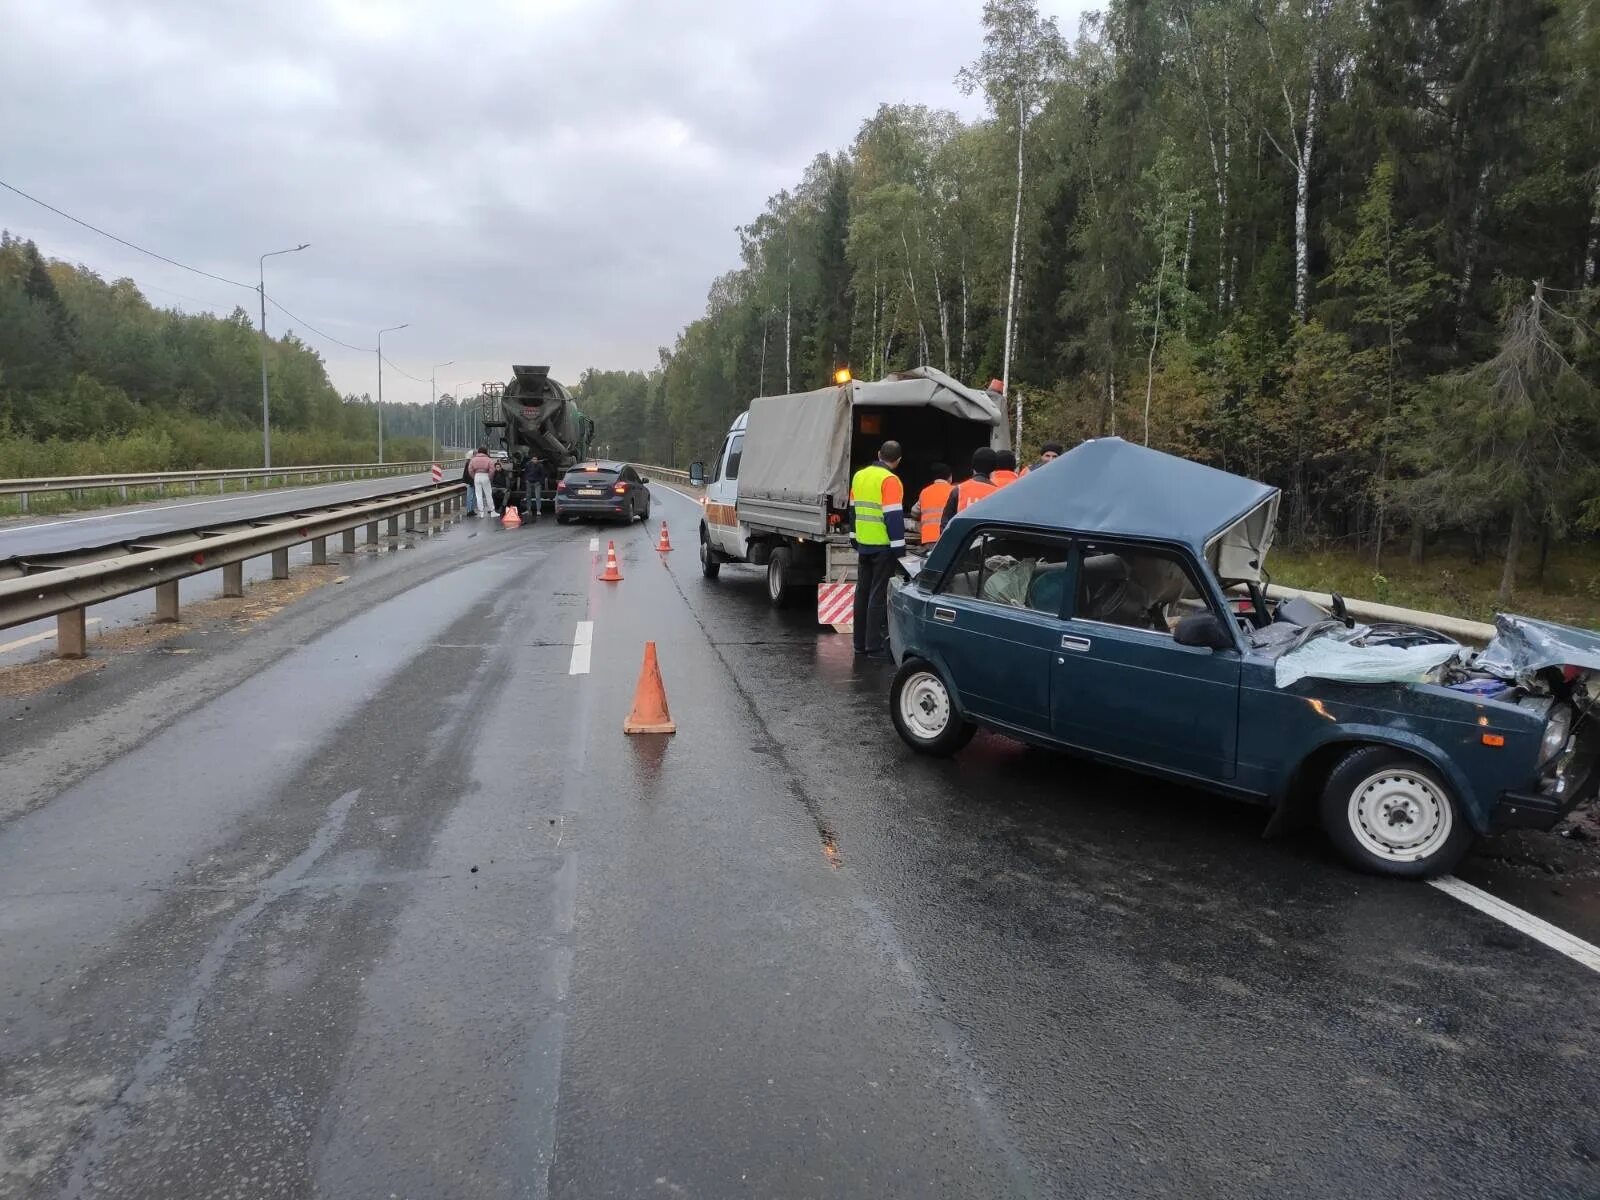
[{"x1": 2, "y1": 0, "x2": 1086, "y2": 405}]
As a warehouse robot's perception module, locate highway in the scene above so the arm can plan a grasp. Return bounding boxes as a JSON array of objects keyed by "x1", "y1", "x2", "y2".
[{"x1": 1, "y1": 484, "x2": 1597, "y2": 1198}]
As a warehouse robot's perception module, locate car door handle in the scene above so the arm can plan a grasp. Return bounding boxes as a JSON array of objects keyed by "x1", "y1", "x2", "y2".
[
  {"x1": 1060, "y1": 634, "x2": 1092, "y2": 652},
  {"x1": 933, "y1": 607, "x2": 957, "y2": 624}
]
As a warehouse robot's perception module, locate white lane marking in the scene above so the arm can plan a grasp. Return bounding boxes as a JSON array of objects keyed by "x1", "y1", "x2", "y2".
[
  {"x1": 588, "y1": 537, "x2": 599, "y2": 552},
  {"x1": 1431, "y1": 875, "x2": 1600, "y2": 975},
  {"x1": 0, "y1": 474, "x2": 429, "y2": 537},
  {"x1": 568, "y1": 620, "x2": 594, "y2": 675},
  {"x1": 0, "y1": 618, "x2": 103, "y2": 655}
]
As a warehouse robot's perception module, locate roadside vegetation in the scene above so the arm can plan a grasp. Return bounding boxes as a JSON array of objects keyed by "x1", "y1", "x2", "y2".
[{"x1": 570, "y1": 0, "x2": 1600, "y2": 625}]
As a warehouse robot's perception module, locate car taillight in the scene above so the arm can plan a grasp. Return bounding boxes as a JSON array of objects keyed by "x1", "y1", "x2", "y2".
[
  {"x1": 556, "y1": 480, "x2": 567, "y2": 492},
  {"x1": 613, "y1": 483, "x2": 627, "y2": 494}
]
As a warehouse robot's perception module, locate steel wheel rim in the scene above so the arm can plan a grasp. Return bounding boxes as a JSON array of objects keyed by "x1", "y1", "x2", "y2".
[
  {"x1": 899, "y1": 671, "x2": 951, "y2": 741},
  {"x1": 767, "y1": 558, "x2": 784, "y2": 601},
  {"x1": 1348, "y1": 768, "x2": 1453, "y2": 862}
]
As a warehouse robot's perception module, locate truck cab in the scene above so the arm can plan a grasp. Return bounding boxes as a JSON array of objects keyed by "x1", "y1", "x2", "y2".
[{"x1": 700, "y1": 411, "x2": 750, "y2": 565}]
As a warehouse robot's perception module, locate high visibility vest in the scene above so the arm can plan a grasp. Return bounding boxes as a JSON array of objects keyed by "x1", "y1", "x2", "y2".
[
  {"x1": 954, "y1": 476, "x2": 998, "y2": 513},
  {"x1": 917, "y1": 480, "x2": 953, "y2": 545},
  {"x1": 991, "y1": 469, "x2": 1019, "y2": 487},
  {"x1": 850, "y1": 463, "x2": 904, "y2": 548}
]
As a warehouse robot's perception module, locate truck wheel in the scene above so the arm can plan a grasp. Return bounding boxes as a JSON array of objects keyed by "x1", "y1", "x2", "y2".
[
  {"x1": 890, "y1": 661, "x2": 976, "y2": 756},
  {"x1": 699, "y1": 528, "x2": 721, "y2": 579},
  {"x1": 1319, "y1": 746, "x2": 1473, "y2": 878},
  {"x1": 766, "y1": 546, "x2": 801, "y2": 607}
]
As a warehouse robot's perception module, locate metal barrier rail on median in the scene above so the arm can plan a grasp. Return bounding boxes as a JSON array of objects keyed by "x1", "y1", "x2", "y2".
[
  {"x1": 0, "y1": 461, "x2": 437, "y2": 513},
  {"x1": 637, "y1": 464, "x2": 696, "y2": 486},
  {"x1": 0, "y1": 482, "x2": 466, "y2": 658}
]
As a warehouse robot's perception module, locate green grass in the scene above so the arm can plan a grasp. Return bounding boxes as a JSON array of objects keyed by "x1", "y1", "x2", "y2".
[{"x1": 1271, "y1": 542, "x2": 1600, "y2": 629}]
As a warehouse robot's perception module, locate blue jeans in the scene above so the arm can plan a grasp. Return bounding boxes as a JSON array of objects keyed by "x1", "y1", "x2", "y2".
[
  {"x1": 524, "y1": 483, "x2": 542, "y2": 515},
  {"x1": 464, "y1": 483, "x2": 476, "y2": 514}
]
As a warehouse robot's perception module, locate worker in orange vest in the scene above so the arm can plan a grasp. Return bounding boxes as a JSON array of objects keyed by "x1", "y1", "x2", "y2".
[
  {"x1": 941, "y1": 447, "x2": 999, "y2": 529},
  {"x1": 991, "y1": 449, "x2": 1020, "y2": 487},
  {"x1": 910, "y1": 462, "x2": 953, "y2": 548}
]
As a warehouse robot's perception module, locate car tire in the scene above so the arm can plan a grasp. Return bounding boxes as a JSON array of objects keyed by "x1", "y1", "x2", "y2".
[
  {"x1": 889, "y1": 660, "x2": 977, "y2": 757},
  {"x1": 1319, "y1": 745, "x2": 1474, "y2": 878},
  {"x1": 699, "y1": 528, "x2": 721, "y2": 579},
  {"x1": 767, "y1": 546, "x2": 801, "y2": 607}
]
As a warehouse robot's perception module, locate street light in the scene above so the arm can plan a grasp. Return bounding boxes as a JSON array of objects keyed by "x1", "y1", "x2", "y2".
[
  {"x1": 429, "y1": 360, "x2": 454, "y2": 462},
  {"x1": 258, "y1": 242, "x2": 310, "y2": 469},
  {"x1": 455, "y1": 378, "x2": 475, "y2": 453},
  {"x1": 376, "y1": 322, "x2": 408, "y2": 465}
]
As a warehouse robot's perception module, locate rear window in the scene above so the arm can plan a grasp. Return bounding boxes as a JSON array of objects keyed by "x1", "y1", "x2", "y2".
[{"x1": 565, "y1": 466, "x2": 619, "y2": 484}]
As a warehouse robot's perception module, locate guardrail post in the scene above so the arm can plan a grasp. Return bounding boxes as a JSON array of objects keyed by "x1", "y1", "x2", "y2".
[
  {"x1": 311, "y1": 537, "x2": 327, "y2": 565},
  {"x1": 189, "y1": 481, "x2": 196, "y2": 494},
  {"x1": 386, "y1": 515, "x2": 399, "y2": 537},
  {"x1": 219, "y1": 479, "x2": 226, "y2": 494},
  {"x1": 154, "y1": 580, "x2": 179, "y2": 623},
  {"x1": 19, "y1": 491, "x2": 27, "y2": 514},
  {"x1": 366, "y1": 521, "x2": 378, "y2": 545},
  {"x1": 57, "y1": 608, "x2": 87, "y2": 658},
  {"x1": 342, "y1": 529, "x2": 356, "y2": 554},
  {"x1": 271, "y1": 548, "x2": 290, "y2": 580},
  {"x1": 404, "y1": 510, "x2": 415, "y2": 532},
  {"x1": 222, "y1": 562, "x2": 244, "y2": 597},
  {"x1": 119, "y1": 485, "x2": 128, "y2": 501}
]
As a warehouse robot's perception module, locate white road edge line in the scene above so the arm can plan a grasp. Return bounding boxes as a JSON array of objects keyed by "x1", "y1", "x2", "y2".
[
  {"x1": 0, "y1": 617, "x2": 104, "y2": 655},
  {"x1": 568, "y1": 620, "x2": 594, "y2": 676},
  {"x1": 1431, "y1": 875, "x2": 1600, "y2": 975}
]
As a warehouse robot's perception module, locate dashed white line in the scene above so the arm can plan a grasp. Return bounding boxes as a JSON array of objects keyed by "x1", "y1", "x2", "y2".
[
  {"x1": 588, "y1": 537, "x2": 599, "y2": 552},
  {"x1": 568, "y1": 620, "x2": 594, "y2": 675},
  {"x1": 0, "y1": 618, "x2": 103, "y2": 655},
  {"x1": 1431, "y1": 875, "x2": 1600, "y2": 975}
]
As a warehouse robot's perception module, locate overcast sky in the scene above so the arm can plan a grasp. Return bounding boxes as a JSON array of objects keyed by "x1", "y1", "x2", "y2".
[{"x1": 3, "y1": 0, "x2": 1088, "y2": 407}]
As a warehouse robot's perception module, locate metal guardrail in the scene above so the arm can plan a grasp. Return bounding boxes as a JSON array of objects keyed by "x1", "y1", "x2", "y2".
[
  {"x1": 0, "y1": 482, "x2": 466, "y2": 658},
  {"x1": 637, "y1": 464, "x2": 695, "y2": 486},
  {"x1": 0, "y1": 461, "x2": 436, "y2": 512}
]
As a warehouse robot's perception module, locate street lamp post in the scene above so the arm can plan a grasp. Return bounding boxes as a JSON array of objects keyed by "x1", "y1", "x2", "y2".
[
  {"x1": 376, "y1": 323, "x2": 408, "y2": 465},
  {"x1": 257, "y1": 243, "x2": 310, "y2": 469},
  {"x1": 429, "y1": 360, "x2": 454, "y2": 462},
  {"x1": 455, "y1": 378, "x2": 475, "y2": 454}
]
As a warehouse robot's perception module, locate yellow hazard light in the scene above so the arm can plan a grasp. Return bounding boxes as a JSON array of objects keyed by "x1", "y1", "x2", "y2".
[
  {"x1": 834, "y1": 368, "x2": 852, "y2": 385},
  {"x1": 1481, "y1": 733, "x2": 1505, "y2": 747}
]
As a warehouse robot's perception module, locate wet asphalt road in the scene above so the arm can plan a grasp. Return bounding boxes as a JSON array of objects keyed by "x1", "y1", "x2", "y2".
[{"x1": 1, "y1": 486, "x2": 1597, "y2": 1198}]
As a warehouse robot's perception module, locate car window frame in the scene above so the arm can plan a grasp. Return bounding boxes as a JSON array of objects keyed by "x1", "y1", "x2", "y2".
[
  {"x1": 725, "y1": 433, "x2": 746, "y2": 481},
  {"x1": 930, "y1": 524, "x2": 1076, "y2": 619},
  {"x1": 1064, "y1": 535, "x2": 1240, "y2": 650}
]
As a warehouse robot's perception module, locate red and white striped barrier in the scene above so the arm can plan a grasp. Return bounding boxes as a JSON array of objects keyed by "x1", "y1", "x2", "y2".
[
  {"x1": 817, "y1": 582, "x2": 854, "y2": 630},
  {"x1": 430, "y1": 462, "x2": 443, "y2": 483}
]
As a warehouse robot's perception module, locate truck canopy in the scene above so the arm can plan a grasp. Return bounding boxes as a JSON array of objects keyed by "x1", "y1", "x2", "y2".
[{"x1": 738, "y1": 368, "x2": 1002, "y2": 521}]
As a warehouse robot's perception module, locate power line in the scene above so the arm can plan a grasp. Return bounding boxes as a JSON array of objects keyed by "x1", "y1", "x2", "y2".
[
  {"x1": 0, "y1": 176, "x2": 255, "y2": 291},
  {"x1": 263, "y1": 293, "x2": 374, "y2": 353},
  {"x1": 381, "y1": 353, "x2": 429, "y2": 383}
]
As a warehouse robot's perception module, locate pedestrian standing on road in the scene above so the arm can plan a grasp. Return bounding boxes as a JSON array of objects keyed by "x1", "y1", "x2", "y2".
[
  {"x1": 468, "y1": 446, "x2": 496, "y2": 519},
  {"x1": 521, "y1": 456, "x2": 547, "y2": 520},
  {"x1": 991, "y1": 450, "x2": 1020, "y2": 487},
  {"x1": 1020, "y1": 441, "x2": 1064, "y2": 476},
  {"x1": 942, "y1": 447, "x2": 1000, "y2": 529},
  {"x1": 909, "y1": 462, "x2": 953, "y2": 549},
  {"x1": 849, "y1": 440, "x2": 905, "y2": 660},
  {"x1": 461, "y1": 455, "x2": 477, "y2": 515}
]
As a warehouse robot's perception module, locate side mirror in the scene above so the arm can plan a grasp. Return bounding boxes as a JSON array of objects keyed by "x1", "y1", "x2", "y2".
[
  {"x1": 689, "y1": 461, "x2": 706, "y2": 486},
  {"x1": 639, "y1": 475, "x2": 650, "y2": 484},
  {"x1": 1173, "y1": 611, "x2": 1234, "y2": 652}
]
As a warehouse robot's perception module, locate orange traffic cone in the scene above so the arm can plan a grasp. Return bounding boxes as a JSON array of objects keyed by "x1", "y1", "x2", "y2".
[
  {"x1": 598, "y1": 540, "x2": 623, "y2": 582},
  {"x1": 501, "y1": 503, "x2": 522, "y2": 529},
  {"x1": 623, "y1": 641, "x2": 676, "y2": 734},
  {"x1": 656, "y1": 521, "x2": 673, "y2": 552}
]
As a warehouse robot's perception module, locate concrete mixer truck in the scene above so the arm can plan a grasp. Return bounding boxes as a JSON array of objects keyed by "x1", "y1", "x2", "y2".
[{"x1": 480, "y1": 365, "x2": 595, "y2": 514}]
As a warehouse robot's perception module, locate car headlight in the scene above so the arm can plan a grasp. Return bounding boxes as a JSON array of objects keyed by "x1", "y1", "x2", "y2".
[{"x1": 1540, "y1": 704, "x2": 1574, "y2": 767}]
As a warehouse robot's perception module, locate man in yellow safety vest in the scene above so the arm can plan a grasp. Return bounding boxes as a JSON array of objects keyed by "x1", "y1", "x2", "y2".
[{"x1": 849, "y1": 440, "x2": 905, "y2": 659}]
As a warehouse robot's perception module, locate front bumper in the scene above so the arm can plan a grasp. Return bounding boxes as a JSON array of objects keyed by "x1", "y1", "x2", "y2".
[{"x1": 1491, "y1": 790, "x2": 1577, "y2": 832}]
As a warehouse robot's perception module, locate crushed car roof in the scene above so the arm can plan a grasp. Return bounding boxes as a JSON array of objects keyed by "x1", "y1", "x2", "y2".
[{"x1": 939, "y1": 437, "x2": 1280, "y2": 561}]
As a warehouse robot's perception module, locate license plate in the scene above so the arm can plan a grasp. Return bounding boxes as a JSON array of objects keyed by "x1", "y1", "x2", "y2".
[{"x1": 578, "y1": 487, "x2": 603, "y2": 496}]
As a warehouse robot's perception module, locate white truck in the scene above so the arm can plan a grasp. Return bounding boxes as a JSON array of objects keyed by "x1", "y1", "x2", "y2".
[{"x1": 693, "y1": 368, "x2": 1004, "y2": 629}]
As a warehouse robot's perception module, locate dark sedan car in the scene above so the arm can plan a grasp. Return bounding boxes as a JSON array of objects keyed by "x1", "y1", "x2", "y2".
[
  {"x1": 554, "y1": 461, "x2": 652, "y2": 524},
  {"x1": 886, "y1": 437, "x2": 1599, "y2": 878}
]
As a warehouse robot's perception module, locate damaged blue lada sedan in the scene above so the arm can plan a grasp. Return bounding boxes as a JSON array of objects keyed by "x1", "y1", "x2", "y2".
[{"x1": 886, "y1": 437, "x2": 1600, "y2": 877}]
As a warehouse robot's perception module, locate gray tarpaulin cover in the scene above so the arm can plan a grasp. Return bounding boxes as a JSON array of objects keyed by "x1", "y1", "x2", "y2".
[
  {"x1": 1274, "y1": 626, "x2": 1461, "y2": 688},
  {"x1": 739, "y1": 368, "x2": 1001, "y2": 507}
]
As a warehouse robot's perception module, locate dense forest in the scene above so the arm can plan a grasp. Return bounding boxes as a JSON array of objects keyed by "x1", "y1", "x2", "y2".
[
  {"x1": 575, "y1": 0, "x2": 1600, "y2": 600},
  {"x1": 0, "y1": 232, "x2": 429, "y2": 474}
]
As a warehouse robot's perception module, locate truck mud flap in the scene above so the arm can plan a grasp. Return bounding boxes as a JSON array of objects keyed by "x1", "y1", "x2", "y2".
[{"x1": 818, "y1": 582, "x2": 854, "y2": 631}]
